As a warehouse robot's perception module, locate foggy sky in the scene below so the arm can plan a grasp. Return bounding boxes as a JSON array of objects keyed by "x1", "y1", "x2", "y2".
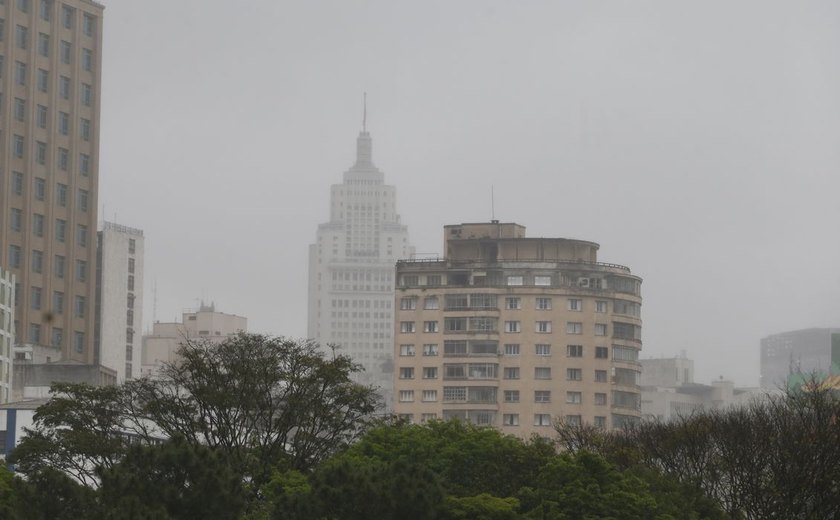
[{"x1": 98, "y1": 0, "x2": 840, "y2": 386}]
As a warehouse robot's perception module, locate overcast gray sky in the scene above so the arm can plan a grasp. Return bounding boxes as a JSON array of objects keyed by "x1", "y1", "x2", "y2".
[{"x1": 98, "y1": 0, "x2": 840, "y2": 386}]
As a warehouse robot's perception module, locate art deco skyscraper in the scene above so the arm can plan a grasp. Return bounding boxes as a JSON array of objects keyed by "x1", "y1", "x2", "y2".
[
  {"x1": 0, "y1": 0, "x2": 103, "y2": 362},
  {"x1": 308, "y1": 120, "x2": 413, "y2": 408}
]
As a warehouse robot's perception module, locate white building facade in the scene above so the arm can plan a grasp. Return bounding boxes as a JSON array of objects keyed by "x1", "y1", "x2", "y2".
[
  {"x1": 95, "y1": 221, "x2": 144, "y2": 382},
  {"x1": 308, "y1": 127, "x2": 413, "y2": 409},
  {"x1": 0, "y1": 269, "x2": 15, "y2": 403}
]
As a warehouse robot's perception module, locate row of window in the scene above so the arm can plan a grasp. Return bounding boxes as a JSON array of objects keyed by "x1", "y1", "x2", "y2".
[
  {"x1": 25, "y1": 323, "x2": 85, "y2": 352},
  {"x1": 396, "y1": 412, "x2": 607, "y2": 429},
  {"x1": 11, "y1": 26, "x2": 95, "y2": 67},
  {"x1": 398, "y1": 366, "x2": 616, "y2": 382},
  {"x1": 8, "y1": 247, "x2": 87, "y2": 280},
  {"x1": 12, "y1": 0, "x2": 97, "y2": 35},
  {"x1": 398, "y1": 389, "x2": 615, "y2": 406},
  {"x1": 1, "y1": 59, "x2": 95, "y2": 106},
  {"x1": 8, "y1": 216, "x2": 90, "y2": 245},
  {"x1": 10, "y1": 99, "x2": 93, "y2": 140},
  {"x1": 8, "y1": 177, "x2": 88, "y2": 205},
  {"x1": 398, "y1": 319, "x2": 610, "y2": 335},
  {"x1": 8, "y1": 135, "x2": 93, "y2": 173},
  {"x1": 400, "y1": 343, "x2": 611, "y2": 358}
]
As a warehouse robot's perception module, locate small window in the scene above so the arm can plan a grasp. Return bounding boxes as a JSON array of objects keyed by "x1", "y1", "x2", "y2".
[
  {"x1": 534, "y1": 414, "x2": 552, "y2": 427},
  {"x1": 566, "y1": 392, "x2": 582, "y2": 404},
  {"x1": 535, "y1": 367, "x2": 551, "y2": 380},
  {"x1": 423, "y1": 321, "x2": 438, "y2": 333},
  {"x1": 565, "y1": 415, "x2": 582, "y2": 427},
  {"x1": 423, "y1": 296, "x2": 439, "y2": 310},
  {"x1": 422, "y1": 390, "x2": 437, "y2": 402},
  {"x1": 567, "y1": 368, "x2": 582, "y2": 381},
  {"x1": 504, "y1": 390, "x2": 520, "y2": 403},
  {"x1": 596, "y1": 301, "x2": 608, "y2": 313},
  {"x1": 398, "y1": 390, "x2": 414, "y2": 403},
  {"x1": 535, "y1": 344, "x2": 551, "y2": 356},
  {"x1": 594, "y1": 393, "x2": 607, "y2": 405},
  {"x1": 566, "y1": 322, "x2": 583, "y2": 334},
  {"x1": 83, "y1": 13, "x2": 95, "y2": 36},
  {"x1": 399, "y1": 297, "x2": 417, "y2": 310},
  {"x1": 503, "y1": 367, "x2": 520, "y2": 380},
  {"x1": 422, "y1": 344, "x2": 438, "y2": 356},
  {"x1": 60, "y1": 40, "x2": 71, "y2": 64},
  {"x1": 595, "y1": 323, "x2": 608, "y2": 336},
  {"x1": 595, "y1": 370, "x2": 608, "y2": 383},
  {"x1": 503, "y1": 414, "x2": 519, "y2": 426},
  {"x1": 399, "y1": 367, "x2": 414, "y2": 379},
  {"x1": 535, "y1": 321, "x2": 552, "y2": 333},
  {"x1": 535, "y1": 297, "x2": 552, "y2": 310},
  {"x1": 535, "y1": 390, "x2": 551, "y2": 403},
  {"x1": 567, "y1": 299, "x2": 582, "y2": 311},
  {"x1": 504, "y1": 321, "x2": 520, "y2": 333},
  {"x1": 595, "y1": 346, "x2": 609, "y2": 359},
  {"x1": 399, "y1": 344, "x2": 415, "y2": 357},
  {"x1": 506, "y1": 275, "x2": 523, "y2": 286},
  {"x1": 505, "y1": 297, "x2": 521, "y2": 310},
  {"x1": 422, "y1": 367, "x2": 437, "y2": 379},
  {"x1": 534, "y1": 275, "x2": 551, "y2": 286},
  {"x1": 399, "y1": 321, "x2": 416, "y2": 333},
  {"x1": 504, "y1": 344, "x2": 520, "y2": 356},
  {"x1": 566, "y1": 345, "x2": 583, "y2": 357}
]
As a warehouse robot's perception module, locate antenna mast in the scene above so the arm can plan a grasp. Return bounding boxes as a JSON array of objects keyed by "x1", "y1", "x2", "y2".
[
  {"x1": 363, "y1": 92, "x2": 367, "y2": 132},
  {"x1": 491, "y1": 185, "x2": 495, "y2": 221}
]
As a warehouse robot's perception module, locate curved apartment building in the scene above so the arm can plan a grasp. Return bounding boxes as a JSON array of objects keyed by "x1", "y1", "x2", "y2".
[{"x1": 393, "y1": 222, "x2": 642, "y2": 436}]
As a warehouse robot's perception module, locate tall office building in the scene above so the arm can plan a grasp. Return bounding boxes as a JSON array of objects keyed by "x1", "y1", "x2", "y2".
[
  {"x1": 308, "y1": 123, "x2": 413, "y2": 408},
  {"x1": 0, "y1": 0, "x2": 104, "y2": 362},
  {"x1": 393, "y1": 222, "x2": 643, "y2": 437},
  {"x1": 95, "y1": 221, "x2": 143, "y2": 382},
  {"x1": 760, "y1": 328, "x2": 840, "y2": 389}
]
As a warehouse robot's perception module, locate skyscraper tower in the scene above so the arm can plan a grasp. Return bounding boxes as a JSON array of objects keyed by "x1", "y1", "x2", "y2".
[
  {"x1": 308, "y1": 109, "x2": 413, "y2": 409},
  {"x1": 0, "y1": 0, "x2": 104, "y2": 362}
]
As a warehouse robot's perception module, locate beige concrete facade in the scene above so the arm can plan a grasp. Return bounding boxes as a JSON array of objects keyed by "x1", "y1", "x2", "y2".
[
  {"x1": 393, "y1": 222, "x2": 643, "y2": 437},
  {"x1": 0, "y1": 0, "x2": 104, "y2": 363},
  {"x1": 140, "y1": 304, "x2": 247, "y2": 376}
]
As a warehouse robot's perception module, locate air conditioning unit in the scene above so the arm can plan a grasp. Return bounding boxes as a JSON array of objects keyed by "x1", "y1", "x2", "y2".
[{"x1": 578, "y1": 277, "x2": 590, "y2": 288}]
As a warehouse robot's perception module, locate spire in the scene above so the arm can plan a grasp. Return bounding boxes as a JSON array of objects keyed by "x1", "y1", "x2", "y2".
[{"x1": 355, "y1": 92, "x2": 373, "y2": 167}]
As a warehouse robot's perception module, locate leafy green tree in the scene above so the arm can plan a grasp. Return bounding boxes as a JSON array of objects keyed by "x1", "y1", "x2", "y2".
[
  {"x1": 10, "y1": 467, "x2": 100, "y2": 520},
  {"x1": 441, "y1": 494, "x2": 521, "y2": 520},
  {"x1": 98, "y1": 436, "x2": 246, "y2": 520}
]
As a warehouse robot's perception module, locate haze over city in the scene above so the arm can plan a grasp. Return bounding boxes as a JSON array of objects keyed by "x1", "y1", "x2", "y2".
[{"x1": 98, "y1": 0, "x2": 840, "y2": 387}]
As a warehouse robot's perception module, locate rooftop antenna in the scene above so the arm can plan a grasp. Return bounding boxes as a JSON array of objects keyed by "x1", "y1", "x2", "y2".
[
  {"x1": 491, "y1": 185, "x2": 496, "y2": 221},
  {"x1": 363, "y1": 92, "x2": 367, "y2": 132}
]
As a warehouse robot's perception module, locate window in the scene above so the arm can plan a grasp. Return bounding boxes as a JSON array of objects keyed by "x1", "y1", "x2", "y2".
[
  {"x1": 127, "y1": 294, "x2": 135, "y2": 309},
  {"x1": 566, "y1": 344, "x2": 583, "y2": 357},
  {"x1": 595, "y1": 346, "x2": 609, "y2": 359},
  {"x1": 534, "y1": 414, "x2": 552, "y2": 427},
  {"x1": 31, "y1": 287, "x2": 42, "y2": 310},
  {"x1": 36, "y1": 142, "x2": 47, "y2": 164},
  {"x1": 59, "y1": 40, "x2": 72, "y2": 66},
  {"x1": 38, "y1": 32, "x2": 49, "y2": 56},
  {"x1": 55, "y1": 219, "x2": 67, "y2": 242},
  {"x1": 34, "y1": 178, "x2": 46, "y2": 200},
  {"x1": 13, "y1": 135, "x2": 24, "y2": 158},
  {"x1": 613, "y1": 322, "x2": 642, "y2": 341},
  {"x1": 74, "y1": 295, "x2": 85, "y2": 318},
  {"x1": 595, "y1": 323, "x2": 608, "y2": 336},
  {"x1": 444, "y1": 317, "x2": 466, "y2": 332},
  {"x1": 53, "y1": 291, "x2": 64, "y2": 313},
  {"x1": 443, "y1": 387, "x2": 466, "y2": 402},
  {"x1": 400, "y1": 296, "x2": 417, "y2": 310},
  {"x1": 470, "y1": 317, "x2": 496, "y2": 332},
  {"x1": 595, "y1": 393, "x2": 607, "y2": 405},
  {"x1": 76, "y1": 260, "x2": 87, "y2": 281},
  {"x1": 15, "y1": 61, "x2": 27, "y2": 85},
  {"x1": 83, "y1": 13, "x2": 95, "y2": 36},
  {"x1": 567, "y1": 368, "x2": 582, "y2": 381},
  {"x1": 399, "y1": 344, "x2": 415, "y2": 357},
  {"x1": 58, "y1": 111, "x2": 69, "y2": 134},
  {"x1": 54, "y1": 255, "x2": 65, "y2": 278},
  {"x1": 37, "y1": 105, "x2": 47, "y2": 128},
  {"x1": 398, "y1": 390, "x2": 414, "y2": 403},
  {"x1": 33, "y1": 214, "x2": 44, "y2": 236},
  {"x1": 129, "y1": 239, "x2": 136, "y2": 254},
  {"x1": 29, "y1": 323, "x2": 41, "y2": 343},
  {"x1": 31, "y1": 250, "x2": 43, "y2": 273},
  {"x1": 565, "y1": 415, "x2": 582, "y2": 427},
  {"x1": 80, "y1": 118, "x2": 91, "y2": 141},
  {"x1": 399, "y1": 367, "x2": 414, "y2": 379},
  {"x1": 79, "y1": 153, "x2": 90, "y2": 175},
  {"x1": 422, "y1": 367, "x2": 437, "y2": 379},
  {"x1": 126, "y1": 310, "x2": 134, "y2": 326},
  {"x1": 595, "y1": 370, "x2": 608, "y2": 383},
  {"x1": 58, "y1": 148, "x2": 69, "y2": 170},
  {"x1": 14, "y1": 98, "x2": 25, "y2": 121},
  {"x1": 506, "y1": 275, "x2": 523, "y2": 286},
  {"x1": 596, "y1": 301, "x2": 608, "y2": 313},
  {"x1": 503, "y1": 367, "x2": 519, "y2": 380},
  {"x1": 81, "y1": 83, "x2": 92, "y2": 106},
  {"x1": 425, "y1": 275, "x2": 441, "y2": 286},
  {"x1": 77, "y1": 224, "x2": 88, "y2": 247},
  {"x1": 12, "y1": 172, "x2": 24, "y2": 195},
  {"x1": 566, "y1": 322, "x2": 583, "y2": 334},
  {"x1": 535, "y1": 321, "x2": 551, "y2": 333},
  {"x1": 74, "y1": 332, "x2": 84, "y2": 353},
  {"x1": 10, "y1": 208, "x2": 22, "y2": 232},
  {"x1": 18, "y1": 0, "x2": 30, "y2": 13},
  {"x1": 504, "y1": 297, "x2": 521, "y2": 310},
  {"x1": 51, "y1": 328, "x2": 63, "y2": 348},
  {"x1": 422, "y1": 390, "x2": 437, "y2": 402},
  {"x1": 421, "y1": 413, "x2": 437, "y2": 422},
  {"x1": 503, "y1": 414, "x2": 519, "y2": 426},
  {"x1": 504, "y1": 390, "x2": 520, "y2": 403},
  {"x1": 41, "y1": 70, "x2": 56, "y2": 95},
  {"x1": 504, "y1": 344, "x2": 520, "y2": 356},
  {"x1": 535, "y1": 367, "x2": 551, "y2": 380},
  {"x1": 536, "y1": 344, "x2": 551, "y2": 356},
  {"x1": 423, "y1": 321, "x2": 439, "y2": 333},
  {"x1": 77, "y1": 189, "x2": 89, "y2": 211},
  {"x1": 504, "y1": 321, "x2": 520, "y2": 333},
  {"x1": 594, "y1": 416, "x2": 607, "y2": 428},
  {"x1": 397, "y1": 414, "x2": 413, "y2": 424},
  {"x1": 534, "y1": 275, "x2": 551, "y2": 286},
  {"x1": 59, "y1": 75, "x2": 70, "y2": 99},
  {"x1": 82, "y1": 48, "x2": 93, "y2": 71},
  {"x1": 8, "y1": 246, "x2": 21, "y2": 268},
  {"x1": 15, "y1": 24, "x2": 28, "y2": 49},
  {"x1": 614, "y1": 300, "x2": 642, "y2": 317},
  {"x1": 567, "y1": 299, "x2": 582, "y2": 311},
  {"x1": 57, "y1": 184, "x2": 68, "y2": 206},
  {"x1": 127, "y1": 275, "x2": 134, "y2": 290},
  {"x1": 40, "y1": 0, "x2": 50, "y2": 20},
  {"x1": 423, "y1": 296, "x2": 439, "y2": 310},
  {"x1": 535, "y1": 390, "x2": 551, "y2": 403},
  {"x1": 566, "y1": 391, "x2": 582, "y2": 404},
  {"x1": 399, "y1": 321, "x2": 415, "y2": 333},
  {"x1": 613, "y1": 345, "x2": 639, "y2": 362},
  {"x1": 535, "y1": 297, "x2": 552, "y2": 310},
  {"x1": 422, "y1": 344, "x2": 438, "y2": 356}
]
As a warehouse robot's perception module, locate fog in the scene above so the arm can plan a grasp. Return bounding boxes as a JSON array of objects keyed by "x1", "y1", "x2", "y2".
[{"x1": 98, "y1": 0, "x2": 840, "y2": 387}]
